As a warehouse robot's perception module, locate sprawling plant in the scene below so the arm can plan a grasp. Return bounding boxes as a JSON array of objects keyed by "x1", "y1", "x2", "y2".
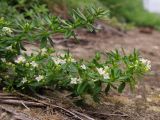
[
  {"x1": 0, "y1": 3, "x2": 150, "y2": 101},
  {"x1": 0, "y1": 46, "x2": 150, "y2": 101}
]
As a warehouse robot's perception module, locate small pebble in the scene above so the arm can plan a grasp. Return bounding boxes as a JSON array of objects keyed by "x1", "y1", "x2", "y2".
[
  {"x1": 153, "y1": 46, "x2": 159, "y2": 50},
  {"x1": 136, "y1": 95, "x2": 142, "y2": 99},
  {"x1": 146, "y1": 98, "x2": 152, "y2": 102},
  {"x1": 135, "y1": 85, "x2": 138, "y2": 89},
  {"x1": 150, "y1": 92, "x2": 154, "y2": 95}
]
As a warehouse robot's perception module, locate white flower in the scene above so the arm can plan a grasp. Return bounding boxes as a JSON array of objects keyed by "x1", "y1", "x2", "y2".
[
  {"x1": 97, "y1": 68, "x2": 105, "y2": 75},
  {"x1": 6, "y1": 62, "x2": 12, "y2": 65},
  {"x1": 60, "y1": 54, "x2": 65, "y2": 58},
  {"x1": 25, "y1": 62, "x2": 30, "y2": 67},
  {"x1": 70, "y1": 77, "x2": 81, "y2": 84},
  {"x1": 70, "y1": 58, "x2": 76, "y2": 63},
  {"x1": 30, "y1": 61, "x2": 38, "y2": 67},
  {"x1": 15, "y1": 56, "x2": 26, "y2": 63},
  {"x1": 140, "y1": 58, "x2": 151, "y2": 70},
  {"x1": 1, "y1": 58, "x2": 6, "y2": 62},
  {"x1": 146, "y1": 97, "x2": 152, "y2": 102},
  {"x1": 35, "y1": 75, "x2": 44, "y2": 82},
  {"x1": 41, "y1": 48, "x2": 47, "y2": 52},
  {"x1": 103, "y1": 73, "x2": 110, "y2": 79},
  {"x1": 104, "y1": 66, "x2": 109, "y2": 70},
  {"x1": 97, "y1": 67, "x2": 110, "y2": 80},
  {"x1": 6, "y1": 46, "x2": 12, "y2": 50},
  {"x1": 22, "y1": 77, "x2": 27, "y2": 83},
  {"x1": 81, "y1": 64, "x2": 86, "y2": 70},
  {"x1": 136, "y1": 95, "x2": 142, "y2": 99},
  {"x1": 41, "y1": 48, "x2": 47, "y2": 55},
  {"x1": 92, "y1": 79, "x2": 98, "y2": 82},
  {"x1": 52, "y1": 57, "x2": 66, "y2": 65},
  {"x1": 67, "y1": 55, "x2": 76, "y2": 63},
  {"x1": 2, "y1": 27, "x2": 13, "y2": 35}
]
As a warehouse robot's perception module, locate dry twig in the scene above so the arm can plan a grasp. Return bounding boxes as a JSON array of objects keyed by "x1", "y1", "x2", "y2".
[
  {"x1": 0, "y1": 105, "x2": 38, "y2": 120},
  {"x1": 0, "y1": 99, "x2": 45, "y2": 107},
  {"x1": 15, "y1": 91, "x2": 84, "y2": 120},
  {"x1": 86, "y1": 111, "x2": 129, "y2": 118},
  {"x1": 71, "y1": 110, "x2": 95, "y2": 120}
]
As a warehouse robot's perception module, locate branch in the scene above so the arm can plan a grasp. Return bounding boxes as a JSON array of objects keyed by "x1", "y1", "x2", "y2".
[
  {"x1": 0, "y1": 105, "x2": 39, "y2": 120},
  {"x1": 71, "y1": 109, "x2": 95, "y2": 120},
  {"x1": 15, "y1": 91, "x2": 83, "y2": 120},
  {"x1": 86, "y1": 111, "x2": 129, "y2": 118},
  {"x1": 0, "y1": 99, "x2": 45, "y2": 107}
]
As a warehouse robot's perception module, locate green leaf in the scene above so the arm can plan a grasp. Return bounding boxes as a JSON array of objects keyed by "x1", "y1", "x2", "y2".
[
  {"x1": 73, "y1": 8, "x2": 87, "y2": 21},
  {"x1": 40, "y1": 37, "x2": 47, "y2": 48},
  {"x1": 20, "y1": 42, "x2": 26, "y2": 51},
  {"x1": 129, "y1": 78, "x2": 136, "y2": 92},
  {"x1": 118, "y1": 82, "x2": 126, "y2": 93},
  {"x1": 105, "y1": 84, "x2": 110, "y2": 95},
  {"x1": 86, "y1": 24, "x2": 94, "y2": 32},
  {"x1": 95, "y1": 52, "x2": 101, "y2": 61},
  {"x1": 15, "y1": 42, "x2": 20, "y2": 54},
  {"x1": 66, "y1": 63, "x2": 78, "y2": 74},
  {"x1": 77, "y1": 82, "x2": 88, "y2": 95},
  {"x1": 64, "y1": 30, "x2": 73, "y2": 38}
]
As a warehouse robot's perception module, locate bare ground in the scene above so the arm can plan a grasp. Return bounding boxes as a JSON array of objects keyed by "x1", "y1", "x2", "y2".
[{"x1": 0, "y1": 23, "x2": 160, "y2": 120}]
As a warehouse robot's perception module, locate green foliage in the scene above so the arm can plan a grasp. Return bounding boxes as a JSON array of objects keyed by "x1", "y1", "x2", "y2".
[
  {"x1": 0, "y1": 1, "x2": 151, "y2": 102},
  {"x1": 0, "y1": 46, "x2": 150, "y2": 101},
  {"x1": 0, "y1": 1, "x2": 109, "y2": 45},
  {"x1": 99, "y1": 0, "x2": 160, "y2": 29},
  {"x1": 45, "y1": 0, "x2": 160, "y2": 29},
  {"x1": 3, "y1": 0, "x2": 160, "y2": 29},
  {"x1": 0, "y1": 16, "x2": 150, "y2": 101},
  {"x1": 46, "y1": 0, "x2": 104, "y2": 10}
]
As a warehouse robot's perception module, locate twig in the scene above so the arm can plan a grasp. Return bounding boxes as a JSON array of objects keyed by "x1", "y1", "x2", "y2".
[
  {"x1": 0, "y1": 99, "x2": 45, "y2": 107},
  {"x1": 86, "y1": 111, "x2": 129, "y2": 117},
  {"x1": 33, "y1": 92, "x2": 51, "y2": 101},
  {"x1": 0, "y1": 93, "x2": 15, "y2": 96},
  {"x1": 0, "y1": 105, "x2": 38, "y2": 120},
  {"x1": 48, "y1": 37, "x2": 55, "y2": 48},
  {"x1": 21, "y1": 101, "x2": 31, "y2": 111},
  {"x1": 0, "y1": 112, "x2": 7, "y2": 120},
  {"x1": 0, "y1": 96, "x2": 21, "y2": 100},
  {"x1": 121, "y1": 48, "x2": 126, "y2": 56},
  {"x1": 71, "y1": 110, "x2": 95, "y2": 120},
  {"x1": 41, "y1": 86, "x2": 55, "y2": 91},
  {"x1": 15, "y1": 91, "x2": 83, "y2": 120},
  {"x1": 52, "y1": 38, "x2": 68, "y2": 44},
  {"x1": 23, "y1": 41, "x2": 38, "y2": 46}
]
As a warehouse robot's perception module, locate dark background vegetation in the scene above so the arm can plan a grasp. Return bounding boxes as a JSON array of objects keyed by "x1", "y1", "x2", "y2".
[{"x1": 1, "y1": 0, "x2": 160, "y2": 29}]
